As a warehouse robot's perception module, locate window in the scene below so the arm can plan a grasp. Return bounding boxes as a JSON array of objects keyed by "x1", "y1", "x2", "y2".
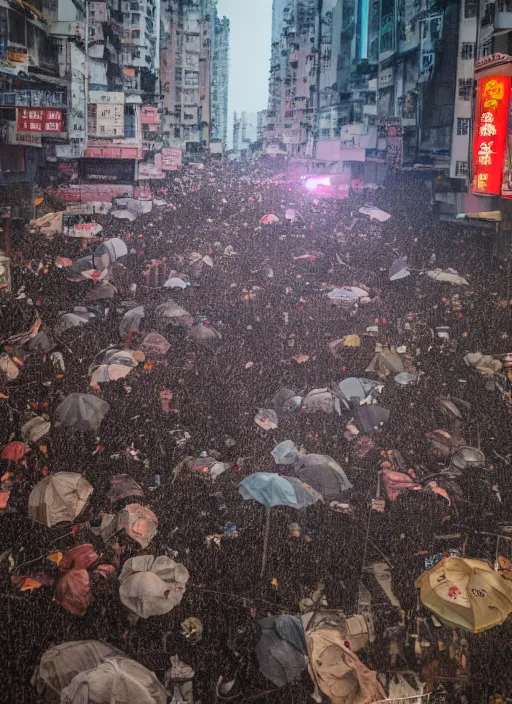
[
  {"x1": 8, "y1": 10, "x2": 25, "y2": 45},
  {"x1": 132, "y1": 30, "x2": 140, "y2": 38},
  {"x1": 321, "y1": 128, "x2": 330, "y2": 136},
  {"x1": 131, "y1": 13, "x2": 140, "y2": 23},
  {"x1": 461, "y1": 42, "x2": 475, "y2": 60},
  {"x1": 458, "y1": 78, "x2": 473, "y2": 100},
  {"x1": 285, "y1": 110, "x2": 293, "y2": 117},
  {"x1": 284, "y1": 123, "x2": 292, "y2": 128},
  {"x1": 457, "y1": 117, "x2": 470, "y2": 135},
  {"x1": 456, "y1": 161, "x2": 468, "y2": 177},
  {"x1": 465, "y1": 0, "x2": 477, "y2": 17}
]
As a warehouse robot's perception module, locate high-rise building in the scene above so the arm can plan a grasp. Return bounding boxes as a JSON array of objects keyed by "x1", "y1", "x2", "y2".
[
  {"x1": 211, "y1": 14, "x2": 229, "y2": 148},
  {"x1": 233, "y1": 111, "x2": 258, "y2": 154}
]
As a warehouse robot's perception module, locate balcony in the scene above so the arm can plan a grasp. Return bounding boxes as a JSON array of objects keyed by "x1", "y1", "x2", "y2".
[{"x1": 0, "y1": 91, "x2": 67, "y2": 108}]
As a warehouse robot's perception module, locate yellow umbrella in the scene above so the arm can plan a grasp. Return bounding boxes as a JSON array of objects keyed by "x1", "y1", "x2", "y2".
[{"x1": 416, "y1": 557, "x2": 512, "y2": 633}]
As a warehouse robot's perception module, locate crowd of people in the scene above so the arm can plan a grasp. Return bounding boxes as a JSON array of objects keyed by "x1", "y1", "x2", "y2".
[{"x1": 1, "y1": 157, "x2": 512, "y2": 704}]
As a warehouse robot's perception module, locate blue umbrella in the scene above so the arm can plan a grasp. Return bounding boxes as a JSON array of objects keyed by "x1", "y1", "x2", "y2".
[{"x1": 239, "y1": 472, "x2": 322, "y2": 577}]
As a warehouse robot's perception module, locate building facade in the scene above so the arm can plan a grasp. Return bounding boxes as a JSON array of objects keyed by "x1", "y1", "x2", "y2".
[
  {"x1": 265, "y1": 0, "x2": 460, "y2": 185},
  {"x1": 211, "y1": 13, "x2": 229, "y2": 148},
  {"x1": 232, "y1": 110, "x2": 258, "y2": 154}
]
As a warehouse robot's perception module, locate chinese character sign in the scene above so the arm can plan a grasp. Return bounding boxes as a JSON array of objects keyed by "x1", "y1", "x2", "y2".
[
  {"x1": 17, "y1": 108, "x2": 63, "y2": 133},
  {"x1": 472, "y1": 76, "x2": 511, "y2": 195}
]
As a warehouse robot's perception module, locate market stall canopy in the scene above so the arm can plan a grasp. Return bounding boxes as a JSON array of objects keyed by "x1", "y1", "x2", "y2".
[
  {"x1": 119, "y1": 555, "x2": 189, "y2": 618},
  {"x1": 119, "y1": 306, "x2": 145, "y2": 338},
  {"x1": 55, "y1": 393, "x2": 110, "y2": 432},
  {"x1": 60, "y1": 657, "x2": 166, "y2": 704},
  {"x1": 93, "y1": 238, "x2": 128, "y2": 269},
  {"x1": 239, "y1": 472, "x2": 323, "y2": 509},
  {"x1": 256, "y1": 615, "x2": 307, "y2": 687},
  {"x1": 416, "y1": 557, "x2": 512, "y2": 633},
  {"x1": 31, "y1": 640, "x2": 124, "y2": 703},
  {"x1": 28, "y1": 472, "x2": 93, "y2": 527}
]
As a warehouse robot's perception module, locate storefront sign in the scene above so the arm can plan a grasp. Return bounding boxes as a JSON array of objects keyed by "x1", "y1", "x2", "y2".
[
  {"x1": 141, "y1": 107, "x2": 160, "y2": 125},
  {"x1": 17, "y1": 109, "x2": 63, "y2": 133},
  {"x1": 84, "y1": 146, "x2": 141, "y2": 159},
  {"x1": 7, "y1": 49, "x2": 27, "y2": 62},
  {"x1": 472, "y1": 76, "x2": 511, "y2": 195},
  {"x1": 162, "y1": 147, "x2": 182, "y2": 170},
  {"x1": 139, "y1": 153, "x2": 164, "y2": 179}
]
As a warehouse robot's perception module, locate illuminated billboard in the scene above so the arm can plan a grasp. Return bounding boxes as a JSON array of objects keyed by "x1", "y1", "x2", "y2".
[{"x1": 472, "y1": 76, "x2": 511, "y2": 195}]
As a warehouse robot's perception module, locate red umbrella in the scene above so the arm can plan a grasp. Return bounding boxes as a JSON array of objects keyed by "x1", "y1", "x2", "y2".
[{"x1": 1, "y1": 441, "x2": 29, "y2": 463}]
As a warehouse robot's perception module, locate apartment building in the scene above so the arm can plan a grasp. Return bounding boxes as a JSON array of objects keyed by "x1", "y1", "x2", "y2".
[
  {"x1": 266, "y1": 0, "x2": 459, "y2": 186},
  {"x1": 233, "y1": 111, "x2": 258, "y2": 154},
  {"x1": 211, "y1": 13, "x2": 229, "y2": 148},
  {"x1": 159, "y1": 0, "x2": 228, "y2": 153}
]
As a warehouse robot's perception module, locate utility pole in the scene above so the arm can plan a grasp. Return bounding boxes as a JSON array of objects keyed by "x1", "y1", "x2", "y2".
[{"x1": 312, "y1": 0, "x2": 323, "y2": 160}]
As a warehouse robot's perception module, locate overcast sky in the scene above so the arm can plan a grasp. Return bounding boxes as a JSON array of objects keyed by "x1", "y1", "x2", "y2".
[{"x1": 217, "y1": 0, "x2": 273, "y2": 147}]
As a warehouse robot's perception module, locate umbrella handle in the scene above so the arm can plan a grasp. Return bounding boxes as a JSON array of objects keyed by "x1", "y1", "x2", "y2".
[{"x1": 260, "y1": 507, "x2": 271, "y2": 579}]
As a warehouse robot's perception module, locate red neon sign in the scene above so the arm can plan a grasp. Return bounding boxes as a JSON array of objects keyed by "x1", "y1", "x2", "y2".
[
  {"x1": 472, "y1": 76, "x2": 511, "y2": 195},
  {"x1": 17, "y1": 108, "x2": 63, "y2": 133}
]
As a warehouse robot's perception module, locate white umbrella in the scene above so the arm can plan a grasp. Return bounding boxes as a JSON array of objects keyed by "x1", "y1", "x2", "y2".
[{"x1": 389, "y1": 257, "x2": 411, "y2": 281}]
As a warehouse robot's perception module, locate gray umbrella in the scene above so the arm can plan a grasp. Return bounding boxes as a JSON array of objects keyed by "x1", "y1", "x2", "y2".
[
  {"x1": 353, "y1": 405, "x2": 390, "y2": 434},
  {"x1": 55, "y1": 393, "x2": 110, "y2": 431},
  {"x1": 58, "y1": 308, "x2": 96, "y2": 332},
  {"x1": 119, "y1": 306, "x2": 144, "y2": 338},
  {"x1": 389, "y1": 256, "x2": 411, "y2": 281},
  {"x1": 294, "y1": 453, "x2": 353, "y2": 499},
  {"x1": 256, "y1": 616, "x2": 307, "y2": 687}
]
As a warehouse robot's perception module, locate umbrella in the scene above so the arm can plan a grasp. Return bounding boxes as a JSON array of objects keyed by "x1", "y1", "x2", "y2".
[
  {"x1": 1, "y1": 441, "x2": 29, "y2": 462},
  {"x1": 255, "y1": 408, "x2": 278, "y2": 430},
  {"x1": 67, "y1": 222, "x2": 103, "y2": 238},
  {"x1": 118, "y1": 503, "x2": 158, "y2": 548},
  {"x1": 119, "y1": 306, "x2": 145, "y2": 338},
  {"x1": 55, "y1": 545, "x2": 100, "y2": 617},
  {"x1": 55, "y1": 256, "x2": 73, "y2": 268},
  {"x1": 89, "y1": 281, "x2": 116, "y2": 301},
  {"x1": 60, "y1": 657, "x2": 166, "y2": 704},
  {"x1": 58, "y1": 308, "x2": 96, "y2": 332},
  {"x1": 271, "y1": 440, "x2": 299, "y2": 465},
  {"x1": 427, "y1": 268, "x2": 469, "y2": 286},
  {"x1": 21, "y1": 416, "x2": 51, "y2": 443},
  {"x1": 187, "y1": 321, "x2": 222, "y2": 341},
  {"x1": 271, "y1": 388, "x2": 303, "y2": 414},
  {"x1": 365, "y1": 348, "x2": 405, "y2": 375},
  {"x1": 27, "y1": 331, "x2": 53, "y2": 353},
  {"x1": 416, "y1": 557, "x2": 512, "y2": 633},
  {"x1": 358, "y1": 205, "x2": 391, "y2": 221},
  {"x1": 119, "y1": 555, "x2": 189, "y2": 618},
  {"x1": 256, "y1": 615, "x2": 307, "y2": 687},
  {"x1": 261, "y1": 214, "x2": 279, "y2": 224},
  {"x1": 163, "y1": 276, "x2": 189, "y2": 289},
  {"x1": 389, "y1": 256, "x2": 411, "y2": 281},
  {"x1": 294, "y1": 454, "x2": 353, "y2": 499},
  {"x1": 28, "y1": 472, "x2": 93, "y2": 527},
  {"x1": 338, "y1": 378, "x2": 382, "y2": 409},
  {"x1": 90, "y1": 364, "x2": 133, "y2": 387},
  {"x1": 107, "y1": 475, "x2": 144, "y2": 502},
  {"x1": 55, "y1": 393, "x2": 110, "y2": 432},
  {"x1": 327, "y1": 286, "x2": 370, "y2": 301},
  {"x1": 141, "y1": 332, "x2": 171, "y2": 356},
  {"x1": 239, "y1": 472, "x2": 323, "y2": 576},
  {"x1": 31, "y1": 641, "x2": 125, "y2": 702},
  {"x1": 93, "y1": 238, "x2": 127, "y2": 269},
  {"x1": 353, "y1": 405, "x2": 390, "y2": 433},
  {"x1": 90, "y1": 347, "x2": 142, "y2": 371},
  {"x1": 0, "y1": 353, "x2": 19, "y2": 380},
  {"x1": 302, "y1": 389, "x2": 339, "y2": 414},
  {"x1": 68, "y1": 256, "x2": 109, "y2": 282},
  {"x1": 155, "y1": 300, "x2": 190, "y2": 319}
]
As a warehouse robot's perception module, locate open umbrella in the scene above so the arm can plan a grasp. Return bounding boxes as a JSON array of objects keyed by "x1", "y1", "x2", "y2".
[
  {"x1": 89, "y1": 281, "x2": 116, "y2": 301},
  {"x1": 90, "y1": 364, "x2": 133, "y2": 387},
  {"x1": 107, "y1": 475, "x2": 144, "y2": 502},
  {"x1": 1, "y1": 441, "x2": 29, "y2": 463},
  {"x1": 60, "y1": 657, "x2": 166, "y2": 704},
  {"x1": 119, "y1": 306, "x2": 145, "y2": 338},
  {"x1": 187, "y1": 321, "x2": 222, "y2": 341},
  {"x1": 239, "y1": 472, "x2": 323, "y2": 576},
  {"x1": 155, "y1": 300, "x2": 191, "y2": 322},
  {"x1": 141, "y1": 332, "x2": 171, "y2": 356},
  {"x1": 93, "y1": 238, "x2": 127, "y2": 269},
  {"x1": 32, "y1": 640, "x2": 125, "y2": 703},
  {"x1": 256, "y1": 615, "x2": 307, "y2": 687},
  {"x1": 261, "y1": 214, "x2": 279, "y2": 224},
  {"x1": 358, "y1": 205, "x2": 391, "y2": 222},
  {"x1": 294, "y1": 454, "x2": 353, "y2": 500},
  {"x1": 119, "y1": 555, "x2": 189, "y2": 618},
  {"x1": 338, "y1": 378, "x2": 382, "y2": 409},
  {"x1": 67, "y1": 256, "x2": 109, "y2": 283},
  {"x1": 28, "y1": 472, "x2": 93, "y2": 527},
  {"x1": 58, "y1": 308, "x2": 96, "y2": 333},
  {"x1": 21, "y1": 416, "x2": 51, "y2": 443},
  {"x1": 416, "y1": 557, "x2": 512, "y2": 633},
  {"x1": 55, "y1": 393, "x2": 110, "y2": 432},
  {"x1": 389, "y1": 256, "x2": 411, "y2": 281},
  {"x1": 327, "y1": 286, "x2": 370, "y2": 302}
]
